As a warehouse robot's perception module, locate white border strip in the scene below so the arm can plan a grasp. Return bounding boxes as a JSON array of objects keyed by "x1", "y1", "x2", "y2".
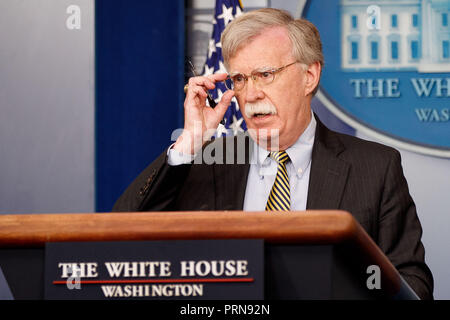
[
  {"x1": 316, "y1": 89, "x2": 450, "y2": 158},
  {"x1": 295, "y1": 0, "x2": 307, "y2": 18}
]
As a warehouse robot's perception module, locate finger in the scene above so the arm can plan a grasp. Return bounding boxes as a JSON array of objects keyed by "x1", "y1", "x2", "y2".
[
  {"x1": 188, "y1": 76, "x2": 216, "y2": 90},
  {"x1": 214, "y1": 90, "x2": 235, "y2": 115},
  {"x1": 189, "y1": 87, "x2": 208, "y2": 100},
  {"x1": 207, "y1": 73, "x2": 229, "y2": 82}
]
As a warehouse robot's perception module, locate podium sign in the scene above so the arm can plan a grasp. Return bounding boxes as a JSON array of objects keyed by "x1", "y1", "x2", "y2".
[
  {"x1": 44, "y1": 239, "x2": 263, "y2": 300},
  {"x1": 1, "y1": 211, "x2": 418, "y2": 300}
]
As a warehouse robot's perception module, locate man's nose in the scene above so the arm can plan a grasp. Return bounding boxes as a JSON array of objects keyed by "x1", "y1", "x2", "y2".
[{"x1": 244, "y1": 78, "x2": 265, "y2": 102}]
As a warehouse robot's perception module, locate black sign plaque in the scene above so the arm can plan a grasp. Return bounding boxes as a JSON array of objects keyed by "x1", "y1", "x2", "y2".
[{"x1": 44, "y1": 239, "x2": 263, "y2": 300}]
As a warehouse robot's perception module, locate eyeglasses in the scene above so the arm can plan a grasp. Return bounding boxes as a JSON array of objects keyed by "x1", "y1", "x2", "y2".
[{"x1": 224, "y1": 61, "x2": 299, "y2": 91}]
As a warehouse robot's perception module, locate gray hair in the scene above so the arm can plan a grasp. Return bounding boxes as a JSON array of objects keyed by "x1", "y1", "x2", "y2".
[{"x1": 221, "y1": 8, "x2": 324, "y2": 95}]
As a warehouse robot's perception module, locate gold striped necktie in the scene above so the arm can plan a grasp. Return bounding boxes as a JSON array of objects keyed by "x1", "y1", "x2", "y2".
[{"x1": 266, "y1": 151, "x2": 291, "y2": 211}]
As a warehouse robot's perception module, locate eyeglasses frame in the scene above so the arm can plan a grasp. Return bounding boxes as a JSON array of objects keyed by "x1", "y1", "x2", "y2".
[{"x1": 225, "y1": 61, "x2": 300, "y2": 91}]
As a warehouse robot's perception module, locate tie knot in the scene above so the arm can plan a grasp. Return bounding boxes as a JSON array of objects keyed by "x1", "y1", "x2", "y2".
[{"x1": 270, "y1": 151, "x2": 290, "y2": 164}]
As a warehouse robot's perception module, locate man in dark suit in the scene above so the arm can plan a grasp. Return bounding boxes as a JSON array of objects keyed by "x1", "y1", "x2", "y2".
[{"x1": 113, "y1": 8, "x2": 433, "y2": 299}]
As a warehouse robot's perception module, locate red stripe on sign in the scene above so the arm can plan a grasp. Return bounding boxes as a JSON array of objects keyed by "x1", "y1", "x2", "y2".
[{"x1": 53, "y1": 278, "x2": 254, "y2": 285}]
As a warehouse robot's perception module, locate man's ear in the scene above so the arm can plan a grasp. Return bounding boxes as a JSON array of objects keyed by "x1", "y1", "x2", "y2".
[{"x1": 304, "y1": 61, "x2": 321, "y2": 96}]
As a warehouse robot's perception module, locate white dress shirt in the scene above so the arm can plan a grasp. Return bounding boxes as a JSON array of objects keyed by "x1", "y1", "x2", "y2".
[
  {"x1": 243, "y1": 115, "x2": 316, "y2": 211},
  {"x1": 167, "y1": 115, "x2": 316, "y2": 211}
]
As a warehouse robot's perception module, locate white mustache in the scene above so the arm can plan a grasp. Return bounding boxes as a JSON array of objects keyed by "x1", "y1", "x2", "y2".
[{"x1": 244, "y1": 101, "x2": 277, "y2": 118}]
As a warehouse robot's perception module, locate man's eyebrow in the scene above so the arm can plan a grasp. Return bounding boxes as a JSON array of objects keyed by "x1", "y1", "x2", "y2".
[
  {"x1": 230, "y1": 66, "x2": 275, "y2": 75},
  {"x1": 229, "y1": 71, "x2": 243, "y2": 76},
  {"x1": 253, "y1": 66, "x2": 275, "y2": 72}
]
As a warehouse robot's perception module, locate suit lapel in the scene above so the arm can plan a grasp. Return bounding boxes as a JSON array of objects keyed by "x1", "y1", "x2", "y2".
[
  {"x1": 214, "y1": 163, "x2": 250, "y2": 210},
  {"x1": 211, "y1": 120, "x2": 350, "y2": 211},
  {"x1": 213, "y1": 134, "x2": 252, "y2": 210},
  {"x1": 306, "y1": 118, "x2": 350, "y2": 210}
]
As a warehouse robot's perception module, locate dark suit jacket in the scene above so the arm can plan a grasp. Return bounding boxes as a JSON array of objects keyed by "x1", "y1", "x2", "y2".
[{"x1": 113, "y1": 117, "x2": 434, "y2": 299}]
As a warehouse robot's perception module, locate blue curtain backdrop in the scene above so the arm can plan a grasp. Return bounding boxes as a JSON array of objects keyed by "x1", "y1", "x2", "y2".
[{"x1": 95, "y1": 0, "x2": 185, "y2": 212}]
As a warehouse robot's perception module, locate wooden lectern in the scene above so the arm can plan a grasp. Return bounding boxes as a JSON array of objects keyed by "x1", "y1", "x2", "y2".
[{"x1": 0, "y1": 210, "x2": 418, "y2": 299}]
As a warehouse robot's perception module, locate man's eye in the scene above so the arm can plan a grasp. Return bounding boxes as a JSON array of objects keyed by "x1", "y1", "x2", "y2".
[
  {"x1": 260, "y1": 71, "x2": 272, "y2": 78},
  {"x1": 234, "y1": 74, "x2": 245, "y2": 82}
]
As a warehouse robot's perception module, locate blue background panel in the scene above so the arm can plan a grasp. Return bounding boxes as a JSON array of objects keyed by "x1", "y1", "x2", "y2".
[{"x1": 95, "y1": 0, "x2": 185, "y2": 212}]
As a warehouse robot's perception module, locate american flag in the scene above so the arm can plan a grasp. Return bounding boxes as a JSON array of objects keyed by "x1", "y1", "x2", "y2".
[{"x1": 202, "y1": 0, "x2": 247, "y2": 136}]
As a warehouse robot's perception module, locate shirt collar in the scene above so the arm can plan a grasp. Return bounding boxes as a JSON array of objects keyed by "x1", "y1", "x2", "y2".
[
  {"x1": 251, "y1": 113, "x2": 316, "y2": 178},
  {"x1": 285, "y1": 114, "x2": 316, "y2": 178}
]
